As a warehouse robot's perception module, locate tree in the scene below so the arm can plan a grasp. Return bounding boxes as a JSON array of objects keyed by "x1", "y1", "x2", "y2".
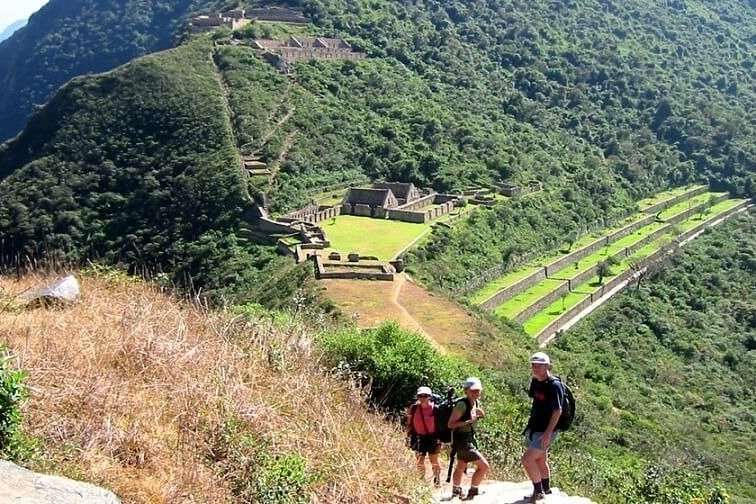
[{"x1": 597, "y1": 260, "x2": 612, "y2": 285}]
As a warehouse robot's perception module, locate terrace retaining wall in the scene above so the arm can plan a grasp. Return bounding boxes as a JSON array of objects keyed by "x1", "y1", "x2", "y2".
[
  {"x1": 513, "y1": 281, "x2": 570, "y2": 324},
  {"x1": 535, "y1": 199, "x2": 749, "y2": 344},
  {"x1": 642, "y1": 186, "x2": 708, "y2": 215},
  {"x1": 481, "y1": 195, "x2": 729, "y2": 311}
]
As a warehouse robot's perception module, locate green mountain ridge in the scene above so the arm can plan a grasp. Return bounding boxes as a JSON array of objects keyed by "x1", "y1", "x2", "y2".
[
  {"x1": 0, "y1": 1, "x2": 753, "y2": 501},
  {"x1": 1, "y1": 0, "x2": 753, "y2": 298}
]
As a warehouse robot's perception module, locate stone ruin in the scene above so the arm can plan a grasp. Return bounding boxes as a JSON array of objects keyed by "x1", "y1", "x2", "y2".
[
  {"x1": 253, "y1": 37, "x2": 366, "y2": 67},
  {"x1": 189, "y1": 7, "x2": 309, "y2": 34},
  {"x1": 340, "y1": 182, "x2": 459, "y2": 223}
]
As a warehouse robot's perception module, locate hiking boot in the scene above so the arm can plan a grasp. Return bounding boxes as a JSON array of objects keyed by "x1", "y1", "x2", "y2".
[
  {"x1": 463, "y1": 487, "x2": 479, "y2": 500},
  {"x1": 452, "y1": 486, "x2": 463, "y2": 497},
  {"x1": 526, "y1": 491, "x2": 546, "y2": 503},
  {"x1": 433, "y1": 475, "x2": 441, "y2": 487},
  {"x1": 544, "y1": 488, "x2": 553, "y2": 495}
]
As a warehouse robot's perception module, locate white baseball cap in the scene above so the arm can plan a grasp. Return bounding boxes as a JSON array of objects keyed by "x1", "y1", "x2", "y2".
[
  {"x1": 463, "y1": 377, "x2": 482, "y2": 391},
  {"x1": 530, "y1": 352, "x2": 551, "y2": 365},
  {"x1": 416, "y1": 386, "x2": 433, "y2": 396}
]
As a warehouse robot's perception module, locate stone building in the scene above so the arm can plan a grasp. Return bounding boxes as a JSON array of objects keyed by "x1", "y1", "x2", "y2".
[{"x1": 372, "y1": 182, "x2": 421, "y2": 205}]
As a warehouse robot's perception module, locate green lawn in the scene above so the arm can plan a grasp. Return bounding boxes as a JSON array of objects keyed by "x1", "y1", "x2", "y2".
[
  {"x1": 469, "y1": 214, "x2": 646, "y2": 304},
  {"x1": 493, "y1": 278, "x2": 566, "y2": 319},
  {"x1": 521, "y1": 198, "x2": 745, "y2": 336},
  {"x1": 637, "y1": 184, "x2": 706, "y2": 210},
  {"x1": 324, "y1": 215, "x2": 431, "y2": 260}
]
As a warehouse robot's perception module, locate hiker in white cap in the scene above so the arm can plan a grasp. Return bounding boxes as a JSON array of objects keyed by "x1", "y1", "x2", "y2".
[
  {"x1": 405, "y1": 386, "x2": 442, "y2": 486},
  {"x1": 447, "y1": 377, "x2": 490, "y2": 500},
  {"x1": 522, "y1": 352, "x2": 565, "y2": 502}
]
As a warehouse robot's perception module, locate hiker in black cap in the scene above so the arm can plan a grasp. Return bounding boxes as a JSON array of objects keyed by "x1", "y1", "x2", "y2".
[{"x1": 522, "y1": 352, "x2": 564, "y2": 502}]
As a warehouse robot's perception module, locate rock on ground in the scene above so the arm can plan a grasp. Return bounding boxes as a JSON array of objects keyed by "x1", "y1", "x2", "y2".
[
  {"x1": 433, "y1": 480, "x2": 595, "y2": 504},
  {"x1": 0, "y1": 460, "x2": 120, "y2": 503}
]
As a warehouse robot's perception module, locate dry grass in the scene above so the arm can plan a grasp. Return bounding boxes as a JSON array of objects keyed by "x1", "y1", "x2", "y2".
[
  {"x1": 0, "y1": 271, "x2": 424, "y2": 504},
  {"x1": 320, "y1": 275, "x2": 499, "y2": 355}
]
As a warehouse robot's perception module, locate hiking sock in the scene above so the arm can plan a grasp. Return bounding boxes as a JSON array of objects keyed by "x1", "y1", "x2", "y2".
[{"x1": 542, "y1": 478, "x2": 552, "y2": 494}]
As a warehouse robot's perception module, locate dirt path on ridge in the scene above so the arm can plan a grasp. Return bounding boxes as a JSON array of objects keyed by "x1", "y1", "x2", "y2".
[{"x1": 322, "y1": 274, "x2": 496, "y2": 353}]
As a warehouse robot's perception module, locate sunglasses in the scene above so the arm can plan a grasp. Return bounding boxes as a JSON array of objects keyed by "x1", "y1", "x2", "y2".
[{"x1": 417, "y1": 394, "x2": 430, "y2": 398}]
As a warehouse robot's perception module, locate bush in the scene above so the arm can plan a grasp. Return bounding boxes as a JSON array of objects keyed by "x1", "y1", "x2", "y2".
[
  {"x1": 317, "y1": 321, "x2": 463, "y2": 412},
  {"x1": 0, "y1": 346, "x2": 29, "y2": 459}
]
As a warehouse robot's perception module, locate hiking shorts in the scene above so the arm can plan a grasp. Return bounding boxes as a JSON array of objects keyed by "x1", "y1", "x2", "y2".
[
  {"x1": 411, "y1": 434, "x2": 441, "y2": 455},
  {"x1": 524, "y1": 429, "x2": 558, "y2": 451},
  {"x1": 454, "y1": 441, "x2": 483, "y2": 463}
]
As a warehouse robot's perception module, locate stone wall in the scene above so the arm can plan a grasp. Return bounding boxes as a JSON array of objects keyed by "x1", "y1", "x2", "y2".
[
  {"x1": 513, "y1": 280, "x2": 570, "y2": 324},
  {"x1": 397, "y1": 193, "x2": 437, "y2": 211},
  {"x1": 642, "y1": 186, "x2": 708, "y2": 214},
  {"x1": 535, "y1": 199, "x2": 749, "y2": 344},
  {"x1": 354, "y1": 204, "x2": 373, "y2": 217},
  {"x1": 479, "y1": 268, "x2": 547, "y2": 311},
  {"x1": 387, "y1": 209, "x2": 428, "y2": 223},
  {"x1": 544, "y1": 214, "x2": 656, "y2": 277},
  {"x1": 303, "y1": 206, "x2": 341, "y2": 224},
  {"x1": 313, "y1": 256, "x2": 394, "y2": 281}
]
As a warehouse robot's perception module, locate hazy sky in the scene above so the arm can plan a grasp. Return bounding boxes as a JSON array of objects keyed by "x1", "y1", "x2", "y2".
[{"x1": 0, "y1": 0, "x2": 48, "y2": 33}]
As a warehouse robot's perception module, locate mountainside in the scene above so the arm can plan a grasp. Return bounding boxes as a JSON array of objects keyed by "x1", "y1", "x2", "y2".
[
  {"x1": 0, "y1": 19, "x2": 26, "y2": 43},
  {"x1": 0, "y1": 0, "x2": 753, "y2": 297},
  {"x1": 0, "y1": 0, "x2": 234, "y2": 142}
]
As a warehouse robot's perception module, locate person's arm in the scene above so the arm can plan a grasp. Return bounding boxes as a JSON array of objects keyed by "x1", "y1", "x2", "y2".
[
  {"x1": 406, "y1": 405, "x2": 415, "y2": 437},
  {"x1": 448, "y1": 401, "x2": 478, "y2": 430},
  {"x1": 541, "y1": 380, "x2": 565, "y2": 448}
]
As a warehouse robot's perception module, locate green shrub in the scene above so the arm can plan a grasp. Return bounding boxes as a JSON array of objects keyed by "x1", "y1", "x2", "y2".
[
  {"x1": 0, "y1": 346, "x2": 29, "y2": 459},
  {"x1": 317, "y1": 321, "x2": 463, "y2": 411}
]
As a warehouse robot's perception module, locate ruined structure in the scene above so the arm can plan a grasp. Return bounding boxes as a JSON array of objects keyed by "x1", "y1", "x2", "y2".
[
  {"x1": 189, "y1": 7, "x2": 309, "y2": 34},
  {"x1": 340, "y1": 182, "x2": 459, "y2": 223},
  {"x1": 246, "y1": 7, "x2": 309, "y2": 24},
  {"x1": 253, "y1": 37, "x2": 366, "y2": 63}
]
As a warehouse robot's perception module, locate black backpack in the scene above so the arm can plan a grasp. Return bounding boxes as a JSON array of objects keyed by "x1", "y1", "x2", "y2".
[
  {"x1": 435, "y1": 396, "x2": 469, "y2": 443},
  {"x1": 549, "y1": 376, "x2": 576, "y2": 431}
]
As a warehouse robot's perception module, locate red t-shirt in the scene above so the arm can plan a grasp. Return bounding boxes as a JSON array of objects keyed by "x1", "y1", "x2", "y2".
[{"x1": 412, "y1": 403, "x2": 436, "y2": 435}]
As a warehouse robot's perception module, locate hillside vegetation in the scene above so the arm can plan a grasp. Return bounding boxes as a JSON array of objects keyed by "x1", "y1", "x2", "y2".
[
  {"x1": 0, "y1": 0, "x2": 240, "y2": 142},
  {"x1": 1, "y1": 0, "x2": 754, "y2": 297},
  {"x1": 0, "y1": 271, "x2": 424, "y2": 503},
  {"x1": 548, "y1": 211, "x2": 756, "y2": 501}
]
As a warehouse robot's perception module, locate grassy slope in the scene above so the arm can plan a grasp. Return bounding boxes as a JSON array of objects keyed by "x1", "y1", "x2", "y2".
[
  {"x1": 523, "y1": 198, "x2": 748, "y2": 335},
  {"x1": 0, "y1": 271, "x2": 425, "y2": 503},
  {"x1": 549, "y1": 211, "x2": 756, "y2": 500}
]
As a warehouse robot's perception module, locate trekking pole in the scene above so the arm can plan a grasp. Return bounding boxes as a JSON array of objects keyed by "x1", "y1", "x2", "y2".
[{"x1": 446, "y1": 447, "x2": 456, "y2": 483}]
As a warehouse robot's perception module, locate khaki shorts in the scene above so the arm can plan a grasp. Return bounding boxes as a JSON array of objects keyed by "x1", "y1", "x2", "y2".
[{"x1": 455, "y1": 441, "x2": 483, "y2": 463}]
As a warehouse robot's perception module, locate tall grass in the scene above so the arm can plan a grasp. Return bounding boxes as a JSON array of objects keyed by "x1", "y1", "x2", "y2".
[{"x1": 0, "y1": 271, "x2": 425, "y2": 503}]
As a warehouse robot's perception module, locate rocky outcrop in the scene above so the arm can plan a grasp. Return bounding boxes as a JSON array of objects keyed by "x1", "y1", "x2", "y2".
[{"x1": 0, "y1": 460, "x2": 120, "y2": 503}]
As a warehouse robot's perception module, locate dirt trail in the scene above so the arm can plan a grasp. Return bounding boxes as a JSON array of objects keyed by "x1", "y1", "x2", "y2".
[
  {"x1": 432, "y1": 480, "x2": 594, "y2": 503},
  {"x1": 389, "y1": 274, "x2": 434, "y2": 342},
  {"x1": 322, "y1": 273, "x2": 495, "y2": 353}
]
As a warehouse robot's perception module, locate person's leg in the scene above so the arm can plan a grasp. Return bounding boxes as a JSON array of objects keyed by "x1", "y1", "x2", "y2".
[
  {"x1": 452, "y1": 456, "x2": 467, "y2": 487},
  {"x1": 536, "y1": 453, "x2": 551, "y2": 493},
  {"x1": 429, "y1": 452, "x2": 441, "y2": 482},
  {"x1": 522, "y1": 433, "x2": 546, "y2": 502},
  {"x1": 470, "y1": 455, "x2": 489, "y2": 487},
  {"x1": 522, "y1": 447, "x2": 542, "y2": 483},
  {"x1": 416, "y1": 453, "x2": 427, "y2": 477}
]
